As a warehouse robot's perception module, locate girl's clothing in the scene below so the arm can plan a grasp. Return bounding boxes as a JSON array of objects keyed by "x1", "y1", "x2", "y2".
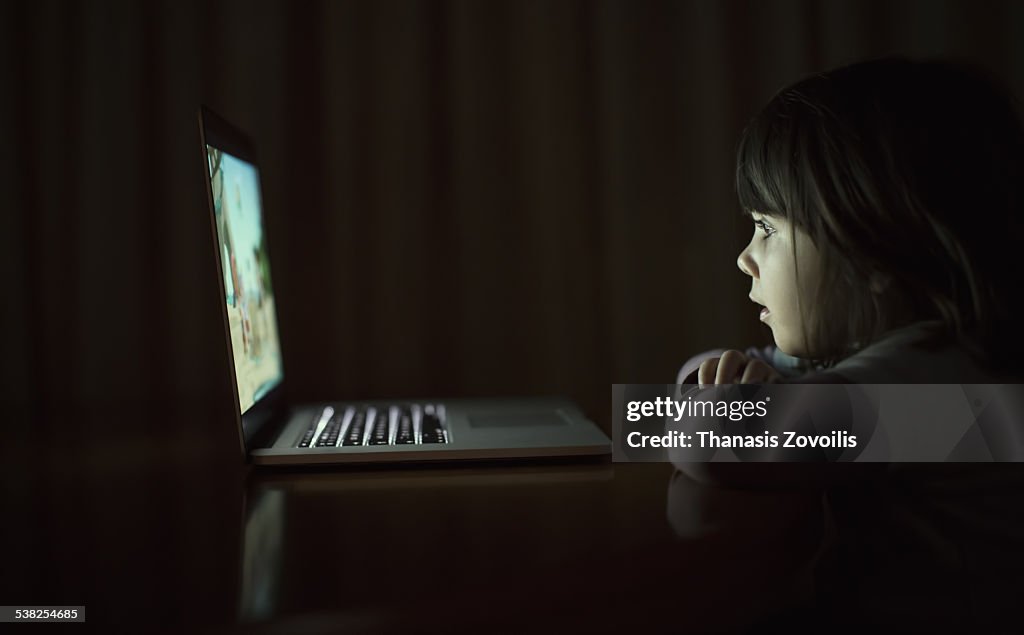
[
  {"x1": 675, "y1": 323, "x2": 1024, "y2": 630},
  {"x1": 677, "y1": 320, "x2": 1005, "y2": 384},
  {"x1": 826, "y1": 320, "x2": 1004, "y2": 383}
]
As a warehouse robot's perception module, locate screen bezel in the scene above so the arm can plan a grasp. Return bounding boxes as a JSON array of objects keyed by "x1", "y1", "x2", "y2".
[{"x1": 198, "y1": 105, "x2": 288, "y2": 458}]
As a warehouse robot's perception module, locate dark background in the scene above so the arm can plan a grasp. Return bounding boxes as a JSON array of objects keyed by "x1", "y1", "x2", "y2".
[
  {"x1": 4, "y1": 0, "x2": 1024, "y2": 453},
  {"x1": 3, "y1": 2, "x2": 1024, "y2": 630}
]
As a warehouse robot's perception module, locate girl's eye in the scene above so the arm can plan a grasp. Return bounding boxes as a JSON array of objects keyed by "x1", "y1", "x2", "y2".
[{"x1": 753, "y1": 219, "x2": 776, "y2": 238}]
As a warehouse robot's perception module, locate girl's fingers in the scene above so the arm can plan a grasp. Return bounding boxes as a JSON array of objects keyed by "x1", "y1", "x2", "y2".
[
  {"x1": 738, "y1": 361, "x2": 760, "y2": 384},
  {"x1": 699, "y1": 352, "x2": 781, "y2": 385},
  {"x1": 697, "y1": 358, "x2": 720, "y2": 386},
  {"x1": 740, "y1": 359, "x2": 783, "y2": 384},
  {"x1": 715, "y1": 350, "x2": 748, "y2": 384},
  {"x1": 739, "y1": 359, "x2": 769, "y2": 384}
]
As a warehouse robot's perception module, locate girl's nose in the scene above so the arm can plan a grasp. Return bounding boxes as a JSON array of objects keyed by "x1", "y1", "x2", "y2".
[{"x1": 737, "y1": 245, "x2": 758, "y2": 278}]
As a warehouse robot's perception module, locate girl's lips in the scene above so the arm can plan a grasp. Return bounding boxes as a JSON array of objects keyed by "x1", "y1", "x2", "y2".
[{"x1": 759, "y1": 307, "x2": 771, "y2": 321}]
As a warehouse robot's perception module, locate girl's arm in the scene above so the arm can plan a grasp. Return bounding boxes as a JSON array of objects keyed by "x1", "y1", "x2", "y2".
[
  {"x1": 673, "y1": 349, "x2": 875, "y2": 489},
  {"x1": 677, "y1": 345, "x2": 781, "y2": 384},
  {"x1": 678, "y1": 346, "x2": 844, "y2": 384}
]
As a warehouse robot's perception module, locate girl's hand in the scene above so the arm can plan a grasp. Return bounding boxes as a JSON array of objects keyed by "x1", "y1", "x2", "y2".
[{"x1": 697, "y1": 350, "x2": 784, "y2": 385}]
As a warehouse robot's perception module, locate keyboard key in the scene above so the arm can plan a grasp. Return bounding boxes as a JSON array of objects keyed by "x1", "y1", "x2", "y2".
[
  {"x1": 421, "y1": 411, "x2": 446, "y2": 444},
  {"x1": 315, "y1": 413, "x2": 344, "y2": 447},
  {"x1": 369, "y1": 409, "x2": 390, "y2": 445},
  {"x1": 343, "y1": 411, "x2": 367, "y2": 446},
  {"x1": 396, "y1": 410, "x2": 414, "y2": 444}
]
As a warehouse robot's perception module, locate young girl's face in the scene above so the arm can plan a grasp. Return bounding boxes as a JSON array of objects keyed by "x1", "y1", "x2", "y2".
[{"x1": 737, "y1": 211, "x2": 823, "y2": 357}]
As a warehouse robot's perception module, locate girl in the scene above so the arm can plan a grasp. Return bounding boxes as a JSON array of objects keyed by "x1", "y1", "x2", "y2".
[{"x1": 679, "y1": 56, "x2": 1024, "y2": 385}]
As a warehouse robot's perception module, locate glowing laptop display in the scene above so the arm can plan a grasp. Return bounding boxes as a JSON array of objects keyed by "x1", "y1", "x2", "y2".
[{"x1": 205, "y1": 145, "x2": 283, "y2": 414}]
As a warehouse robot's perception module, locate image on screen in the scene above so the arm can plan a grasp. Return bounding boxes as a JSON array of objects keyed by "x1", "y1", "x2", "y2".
[{"x1": 206, "y1": 145, "x2": 284, "y2": 414}]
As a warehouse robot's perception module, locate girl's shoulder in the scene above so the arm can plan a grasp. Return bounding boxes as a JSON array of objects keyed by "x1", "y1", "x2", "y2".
[
  {"x1": 675, "y1": 320, "x2": 1007, "y2": 384},
  {"x1": 825, "y1": 321, "x2": 1006, "y2": 383}
]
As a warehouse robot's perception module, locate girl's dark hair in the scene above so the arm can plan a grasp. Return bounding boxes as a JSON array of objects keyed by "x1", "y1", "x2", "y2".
[{"x1": 736, "y1": 56, "x2": 1024, "y2": 372}]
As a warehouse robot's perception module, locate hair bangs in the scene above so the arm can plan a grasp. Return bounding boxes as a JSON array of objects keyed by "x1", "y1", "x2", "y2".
[{"x1": 735, "y1": 100, "x2": 803, "y2": 220}]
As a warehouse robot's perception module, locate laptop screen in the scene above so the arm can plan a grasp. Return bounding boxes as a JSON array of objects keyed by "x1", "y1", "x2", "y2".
[{"x1": 205, "y1": 144, "x2": 284, "y2": 414}]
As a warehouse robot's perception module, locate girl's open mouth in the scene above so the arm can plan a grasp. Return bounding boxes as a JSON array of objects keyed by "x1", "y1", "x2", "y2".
[{"x1": 759, "y1": 307, "x2": 770, "y2": 321}]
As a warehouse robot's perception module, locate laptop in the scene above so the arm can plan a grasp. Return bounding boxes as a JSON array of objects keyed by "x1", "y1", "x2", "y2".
[{"x1": 198, "y1": 106, "x2": 611, "y2": 466}]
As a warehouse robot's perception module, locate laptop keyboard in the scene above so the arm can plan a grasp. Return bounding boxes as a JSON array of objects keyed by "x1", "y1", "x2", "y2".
[{"x1": 296, "y1": 404, "x2": 448, "y2": 448}]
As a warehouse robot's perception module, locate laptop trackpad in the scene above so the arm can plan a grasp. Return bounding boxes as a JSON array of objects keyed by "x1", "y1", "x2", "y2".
[{"x1": 468, "y1": 412, "x2": 570, "y2": 428}]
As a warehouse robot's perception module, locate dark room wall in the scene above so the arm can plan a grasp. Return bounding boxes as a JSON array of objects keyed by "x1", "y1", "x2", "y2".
[{"x1": 3, "y1": 0, "x2": 1023, "y2": 453}]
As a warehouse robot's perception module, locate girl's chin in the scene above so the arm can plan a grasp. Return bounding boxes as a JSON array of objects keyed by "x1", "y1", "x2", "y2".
[{"x1": 771, "y1": 336, "x2": 801, "y2": 357}]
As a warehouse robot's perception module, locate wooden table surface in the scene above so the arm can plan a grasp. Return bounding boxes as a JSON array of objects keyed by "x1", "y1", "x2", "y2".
[{"x1": 4, "y1": 409, "x2": 1024, "y2": 633}]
